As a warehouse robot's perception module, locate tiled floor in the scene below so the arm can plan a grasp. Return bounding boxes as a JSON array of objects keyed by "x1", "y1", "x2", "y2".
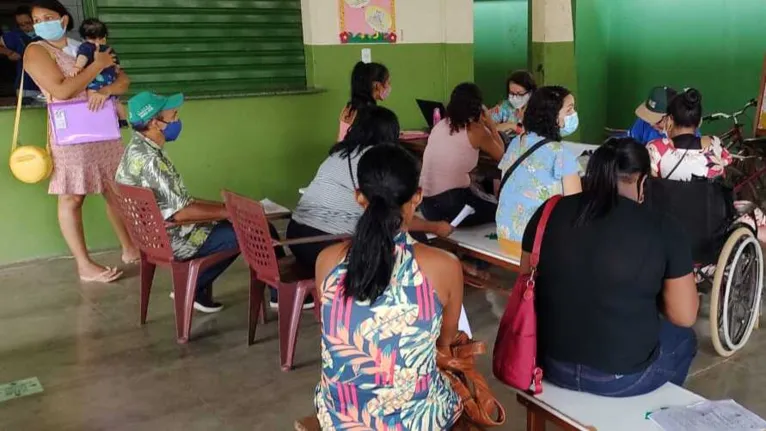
[{"x1": 1, "y1": 252, "x2": 765, "y2": 430}]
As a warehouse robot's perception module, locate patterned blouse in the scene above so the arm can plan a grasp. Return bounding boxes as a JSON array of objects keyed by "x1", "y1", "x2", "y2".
[
  {"x1": 496, "y1": 132, "x2": 579, "y2": 243},
  {"x1": 646, "y1": 134, "x2": 731, "y2": 180},
  {"x1": 115, "y1": 132, "x2": 213, "y2": 260},
  {"x1": 315, "y1": 233, "x2": 461, "y2": 430}
]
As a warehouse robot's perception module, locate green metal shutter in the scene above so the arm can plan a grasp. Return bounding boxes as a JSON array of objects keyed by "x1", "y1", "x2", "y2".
[{"x1": 82, "y1": 0, "x2": 306, "y2": 95}]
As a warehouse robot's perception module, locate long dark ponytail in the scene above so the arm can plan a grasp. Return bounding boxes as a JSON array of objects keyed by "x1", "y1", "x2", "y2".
[
  {"x1": 345, "y1": 144, "x2": 420, "y2": 302},
  {"x1": 347, "y1": 61, "x2": 389, "y2": 114},
  {"x1": 575, "y1": 137, "x2": 650, "y2": 226}
]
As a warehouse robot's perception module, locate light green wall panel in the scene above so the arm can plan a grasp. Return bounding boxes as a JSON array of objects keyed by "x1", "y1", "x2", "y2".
[
  {"x1": 473, "y1": 0, "x2": 528, "y2": 104},
  {"x1": 0, "y1": 42, "x2": 472, "y2": 265}
]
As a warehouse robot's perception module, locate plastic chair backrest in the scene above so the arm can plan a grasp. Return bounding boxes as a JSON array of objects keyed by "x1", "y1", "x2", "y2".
[
  {"x1": 116, "y1": 183, "x2": 175, "y2": 262},
  {"x1": 222, "y1": 190, "x2": 281, "y2": 284}
]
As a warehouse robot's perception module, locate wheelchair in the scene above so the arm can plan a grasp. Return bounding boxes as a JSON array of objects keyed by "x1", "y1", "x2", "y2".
[{"x1": 645, "y1": 177, "x2": 764, "y2": 357}]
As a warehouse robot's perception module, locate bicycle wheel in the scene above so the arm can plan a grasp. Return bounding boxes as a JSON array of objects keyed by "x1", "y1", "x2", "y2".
[{"x1": 709, "y1": 227, "x2": 763, "y2": 357}]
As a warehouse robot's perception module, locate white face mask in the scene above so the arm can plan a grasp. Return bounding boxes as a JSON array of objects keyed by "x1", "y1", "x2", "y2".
[{"x1": 508, "y1": 93, "x2": 530, "y2": 110}]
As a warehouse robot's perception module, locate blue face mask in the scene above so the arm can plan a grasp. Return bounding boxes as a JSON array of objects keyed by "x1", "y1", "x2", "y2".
[
  {"x1": 161, "y1": 120, "x2": 183, "y2": 142},
  {"x1": 25, "y1": 31, "x2": 37, "y2": 38},
  {"x1": 33, "y1": 19, "x2": 66, "y2": 41},
  {"x1": 561, "y1": 112, "x2": 579, "y2": 137}
]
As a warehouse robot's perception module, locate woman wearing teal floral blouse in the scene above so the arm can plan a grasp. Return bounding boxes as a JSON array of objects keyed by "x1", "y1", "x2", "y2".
[
  {"x1": 496, "y1": 86, "x2": 583, "y2": 258},
  {"x1": 314, "y1": 145, "x2": 463, "y2": 430},
  {"x1": 489, "y1": 70, "x2": 537, "y2": 135}
]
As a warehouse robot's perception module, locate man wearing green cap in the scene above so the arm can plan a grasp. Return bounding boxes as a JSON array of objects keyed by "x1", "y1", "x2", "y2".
[
  {"x1": 115, "y1": 91, "x2": 244, "y2": 313},
  {"x1": 627, "y1": 86, "x2": 699, "y2": 145},
  {"x1": 627, "y1": 86, "x2": 678, "y2": 145}
]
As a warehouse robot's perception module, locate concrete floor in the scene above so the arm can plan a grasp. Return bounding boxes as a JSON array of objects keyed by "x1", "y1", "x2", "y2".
[{"x1": 1, "y1": 252, "x2": 765, "y2": 431}]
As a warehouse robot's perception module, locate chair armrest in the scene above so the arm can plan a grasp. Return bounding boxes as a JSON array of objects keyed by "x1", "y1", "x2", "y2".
[
  {"x1": 165, "y1": 218, "x2": 226, "y2": 228},
  {"x1": 275, "y1": 234, "x2": 350, "y2": 247}
]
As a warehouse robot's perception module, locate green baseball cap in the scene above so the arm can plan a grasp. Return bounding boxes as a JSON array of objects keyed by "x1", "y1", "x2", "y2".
[
  {"x1": 128, "y1": 91, "x2": 184, "y2": 125},
  {"x1": 635, "y1": 86, "x2": 676, "y2": 125}
]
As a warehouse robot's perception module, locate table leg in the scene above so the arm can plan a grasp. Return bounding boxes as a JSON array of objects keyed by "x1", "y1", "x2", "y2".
[{"x1": 526, "y1": 406, "x2": 547, "y2": 431}]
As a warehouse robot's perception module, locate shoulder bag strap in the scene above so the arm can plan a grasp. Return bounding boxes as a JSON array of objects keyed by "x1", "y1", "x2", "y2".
[
  {"x1": 497, "y1": 136, "x2": 553, "y2": 194},
  {"x1": 664, "y1": 149, "x2": 689, "y2": 179},
  {"x1": 11, "y1": 69, "x2": 25, "y2": 153},
  {"x1": 530, "y1": 195, "x2": 562, "y2": 269},
  {"x1": 347, "y1": 152, "x2": 357, "y2": 189}
]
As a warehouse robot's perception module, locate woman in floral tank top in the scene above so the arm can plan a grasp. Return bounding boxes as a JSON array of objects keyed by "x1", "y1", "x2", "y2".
[{"x1": 314, "y1": 145, "x2": 464, "y2": 430}]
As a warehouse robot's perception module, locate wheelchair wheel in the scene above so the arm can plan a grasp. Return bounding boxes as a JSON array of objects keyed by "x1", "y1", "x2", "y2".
[{"x1": 710, "y1": 227, "x2": 764, "y2": 357}]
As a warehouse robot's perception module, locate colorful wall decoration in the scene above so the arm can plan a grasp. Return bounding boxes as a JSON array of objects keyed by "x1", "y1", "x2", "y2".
[{"x1": 339, "y1": 0, "x2": 397, "y2": 44}]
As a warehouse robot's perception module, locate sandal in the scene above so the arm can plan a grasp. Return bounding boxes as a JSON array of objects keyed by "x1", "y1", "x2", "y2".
[{"x1": 80, "y1": 267, "x2": 123, "y2": 283}]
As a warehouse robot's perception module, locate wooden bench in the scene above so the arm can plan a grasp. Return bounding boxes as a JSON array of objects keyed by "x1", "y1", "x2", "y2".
[{"x1": 516, "y1": 382, "x2": 706, "y2": 431}]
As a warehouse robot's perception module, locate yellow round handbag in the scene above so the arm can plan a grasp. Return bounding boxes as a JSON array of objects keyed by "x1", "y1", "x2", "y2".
[{"x1": 9, "y1": 74, "x2": 52, "y2": 184}]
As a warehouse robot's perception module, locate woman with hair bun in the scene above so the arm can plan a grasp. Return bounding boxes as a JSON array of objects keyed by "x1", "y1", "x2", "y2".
[
  {"x1": 647, "y1": 88, "x2": 766, "y2": 242},
  {"x1": 314, "y1": 144, "x2": 463, "y2": 429}
]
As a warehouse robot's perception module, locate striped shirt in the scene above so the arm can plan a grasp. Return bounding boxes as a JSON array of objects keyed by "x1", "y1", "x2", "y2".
[{"x1": 292, "y1": 149, "x2": 368, "y2": 234}]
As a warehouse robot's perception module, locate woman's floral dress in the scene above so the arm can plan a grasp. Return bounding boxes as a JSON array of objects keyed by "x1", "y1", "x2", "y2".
[{"x1": 314, "y1": 233, "x2": 461, "y2": 431}]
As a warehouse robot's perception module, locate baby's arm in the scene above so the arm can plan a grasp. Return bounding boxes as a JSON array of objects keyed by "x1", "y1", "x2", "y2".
[{"x1": 73, "y1": 54, "x2": 89, "y2": 74}]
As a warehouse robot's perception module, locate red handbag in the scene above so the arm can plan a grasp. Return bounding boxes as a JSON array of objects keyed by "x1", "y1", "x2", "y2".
[{"x1": 492, "y1": 195, "x2": 561, "y2": 394}]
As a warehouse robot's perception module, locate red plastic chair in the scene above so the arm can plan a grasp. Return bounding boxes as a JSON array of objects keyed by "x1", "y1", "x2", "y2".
[
  {"x1": 223, "y1": 190, "x2": 347, "y2": 371},
  {"x1": 115, "y1": 184, "x2": 239, "y2": 344}
]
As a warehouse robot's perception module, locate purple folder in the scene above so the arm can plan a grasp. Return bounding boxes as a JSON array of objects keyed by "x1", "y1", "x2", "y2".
[{"x1": 48, "y1": 98, "x2": 121, "y2": 146}]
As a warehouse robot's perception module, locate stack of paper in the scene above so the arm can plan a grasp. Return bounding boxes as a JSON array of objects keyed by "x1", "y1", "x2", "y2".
[{"x1": 649, "y1": 399, "x2": 766, "y2": 431}]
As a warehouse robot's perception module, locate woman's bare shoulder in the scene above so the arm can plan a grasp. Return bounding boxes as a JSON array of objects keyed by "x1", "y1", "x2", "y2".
[
  {"x1": 316, "y1": 241, "x2": 350, "y2": 280},
  {"x1": 412, "y1": 242, "x2": 462, "y2": 278}
]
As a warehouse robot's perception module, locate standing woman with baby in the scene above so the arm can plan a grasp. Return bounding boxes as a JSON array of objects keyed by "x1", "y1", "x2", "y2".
[{"x1": 25, "y1": 0, "x2": 138, "y2": 283}]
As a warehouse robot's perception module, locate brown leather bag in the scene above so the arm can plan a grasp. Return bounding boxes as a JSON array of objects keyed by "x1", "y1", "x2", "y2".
[{"x1": 437, "y1": 331, "x2": 507, "y2": 429}]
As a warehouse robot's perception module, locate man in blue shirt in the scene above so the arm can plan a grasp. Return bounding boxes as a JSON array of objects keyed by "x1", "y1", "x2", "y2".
[
  {"x1": 0, "y1": 6, "x2": 42, "y2": 102},
  {"x1": 628, "y1": 86, "x2": 677, "y2": 145},
  {"x1": 628, "y1": 86, "x2": 700, "y2": 144}
]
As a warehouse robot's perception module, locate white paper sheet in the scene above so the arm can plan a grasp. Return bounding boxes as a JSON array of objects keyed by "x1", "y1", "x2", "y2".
[
  {"x1": 650, "y1": 399, "x2": 766, "y2": 431},
  {"x1": 425, "y1": 205, "x2": 477, "y2": 240},
  {"x1": 458, "y1": 306, "x2": 472, "y2": 338},
  {"x1": 260, "y1": 198, "x2": 290, "y2": 216},
  {"x1": 450, "y1": 205, "x2": 476, "y2": 228}
]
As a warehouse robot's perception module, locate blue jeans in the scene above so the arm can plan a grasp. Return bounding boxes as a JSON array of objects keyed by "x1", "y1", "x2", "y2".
[
  {"x1": 192, "y1": 222, "x2": 240, "y2": 296},
  {"x1": 543, "y1": 320, "x2": 698, "y2": 397}
]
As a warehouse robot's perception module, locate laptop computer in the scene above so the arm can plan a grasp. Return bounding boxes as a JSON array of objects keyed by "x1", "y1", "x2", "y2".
[{"x1": 416, "y1": 99, "x2": 447, "y2": 130}]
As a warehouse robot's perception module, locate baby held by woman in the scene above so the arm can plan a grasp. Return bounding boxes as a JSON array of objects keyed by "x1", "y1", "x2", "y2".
[{"x1": 72, "y1": 18, "x2": 127, "y2": 125}]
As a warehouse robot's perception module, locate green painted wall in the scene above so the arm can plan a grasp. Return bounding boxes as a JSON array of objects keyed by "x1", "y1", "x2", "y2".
[
  {"x1": 603, "y1": 0, "x2": 766, "y2": 137},
  {"x1": 573, "y1": 0, "x2": 609, "y2": 144},
  {"x1": 0, "y1": 42, "x2": 472, "y2": 265},
  {"x1": 473, "y1": 0, "x2": 528, "y2": 105}
]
